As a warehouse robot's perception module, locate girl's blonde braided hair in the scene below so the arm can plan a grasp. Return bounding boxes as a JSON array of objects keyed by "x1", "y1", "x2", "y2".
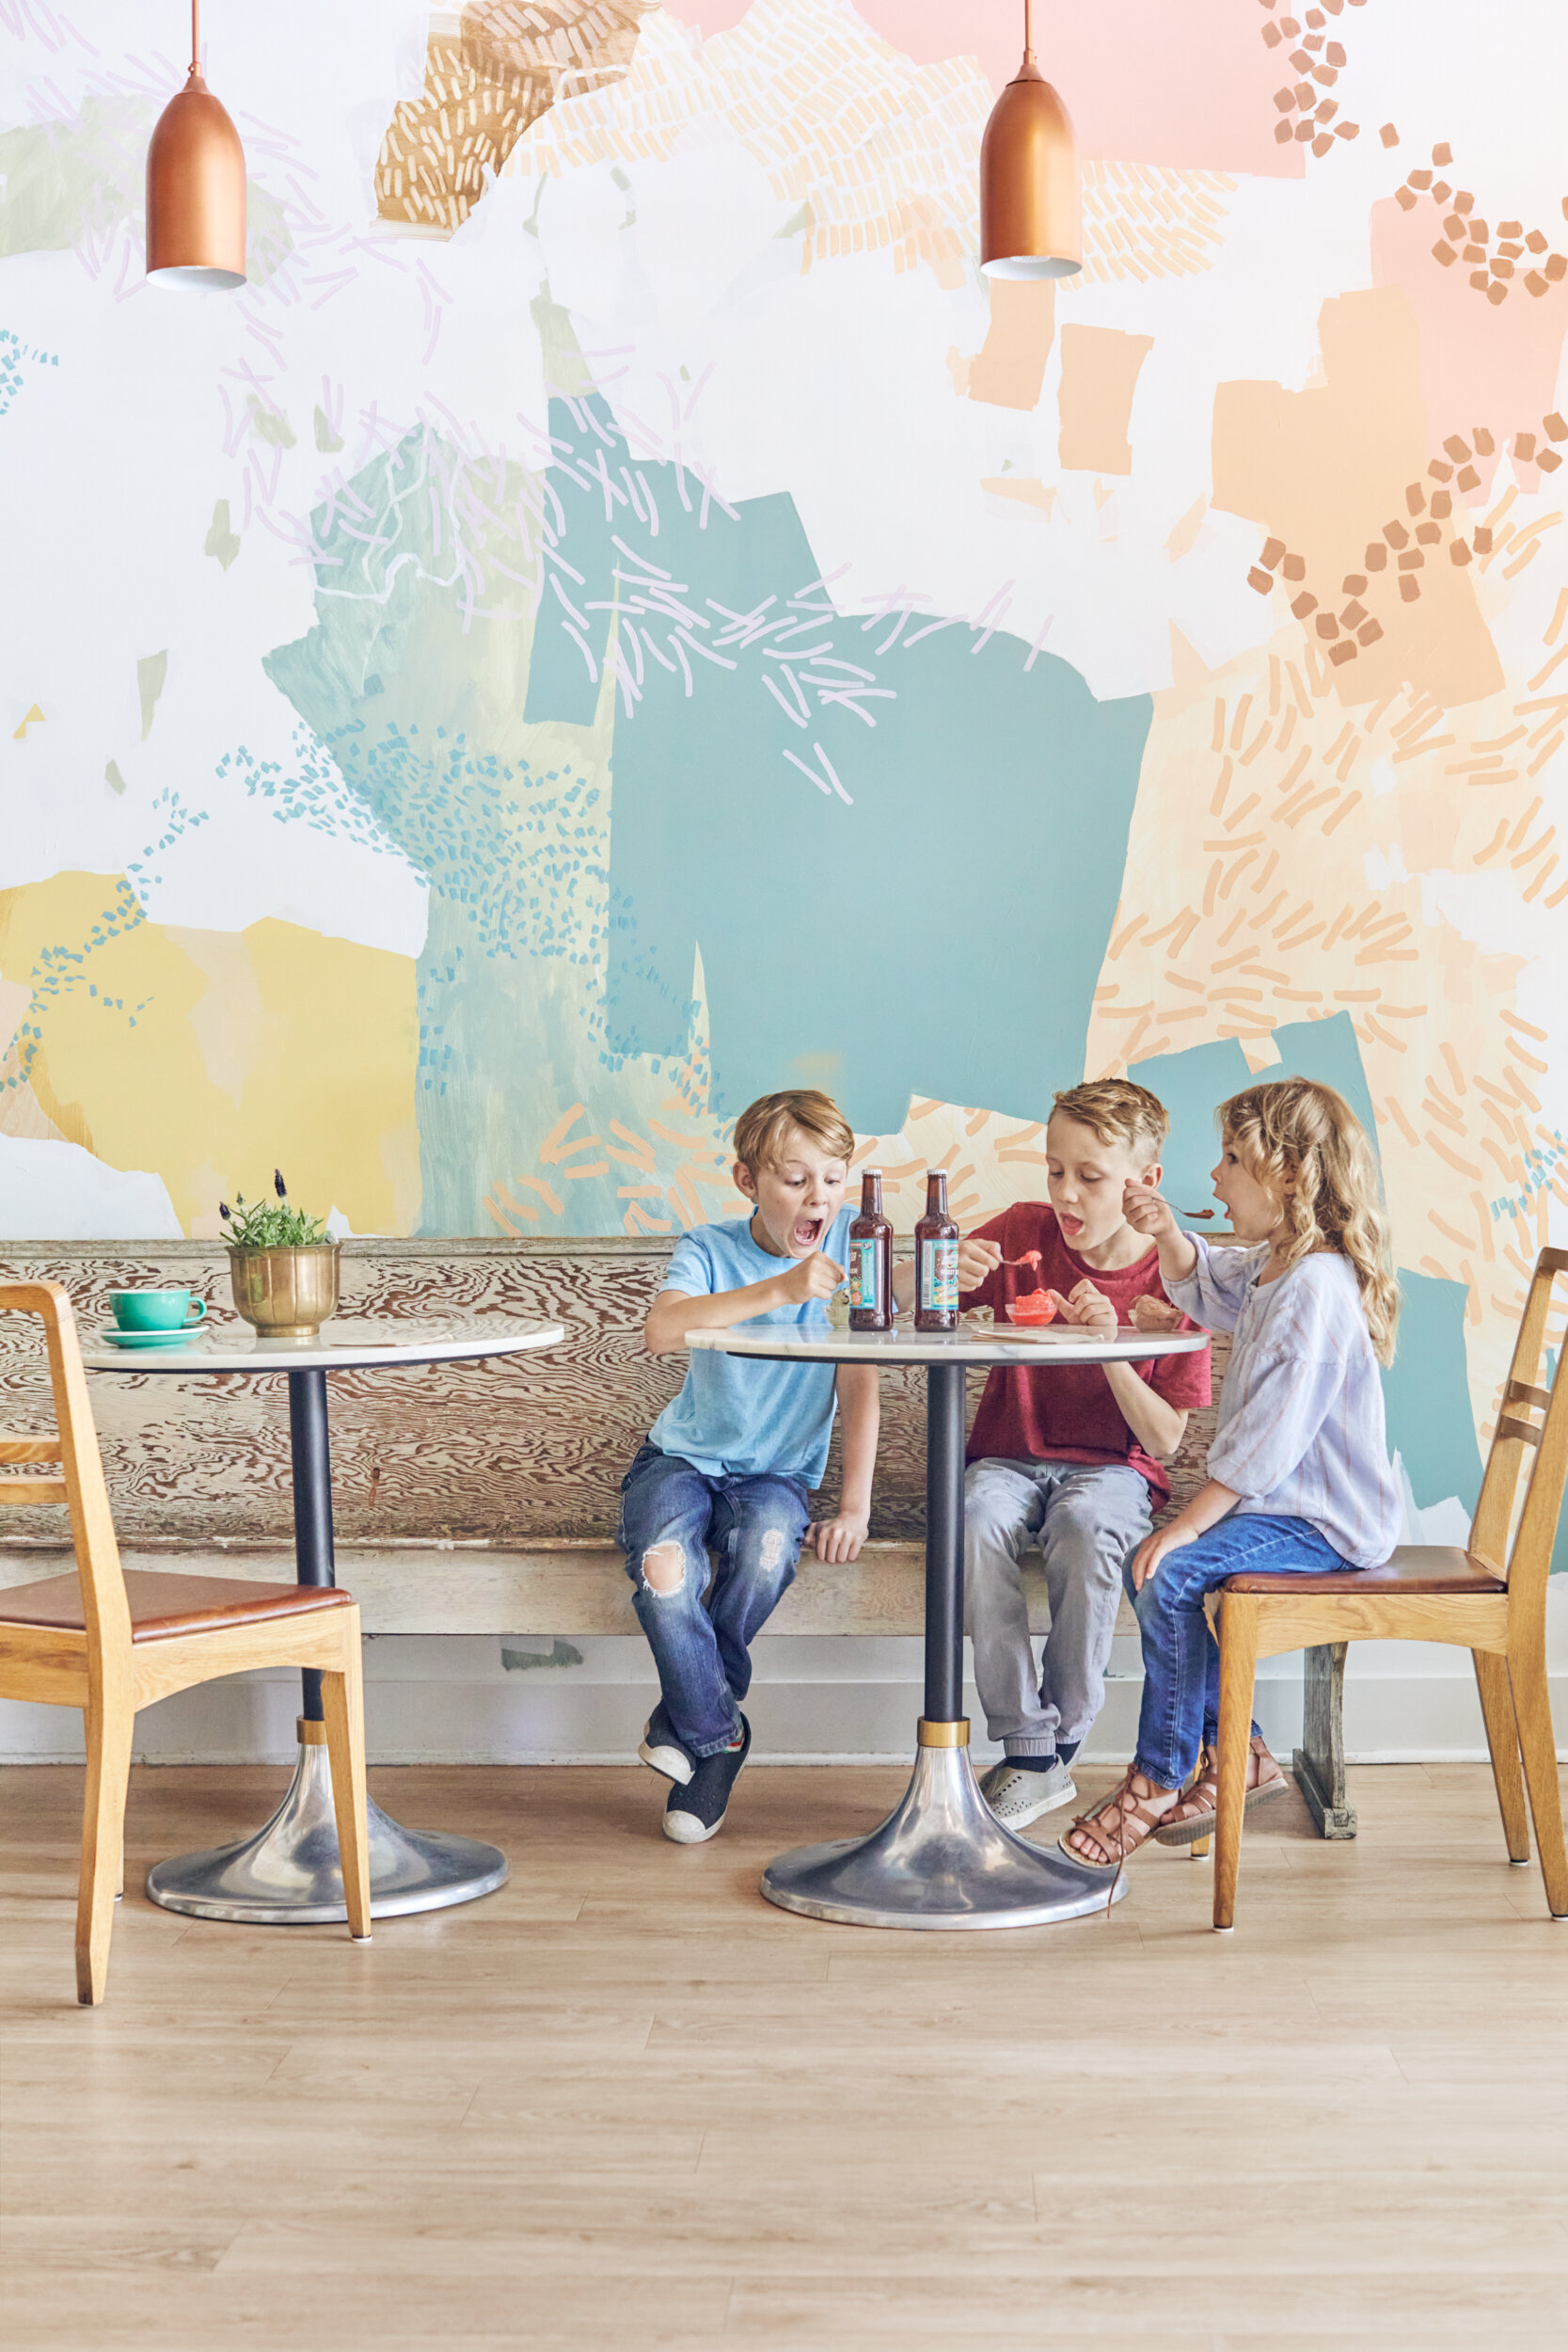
[{"x1": 1218, "y1": 1077, "x2": 1400, "y2": 1365}]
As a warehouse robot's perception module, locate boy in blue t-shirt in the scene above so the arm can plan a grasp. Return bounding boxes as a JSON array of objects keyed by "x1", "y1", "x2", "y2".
[{"x1": 620, "y1": 1089, "x2": 879, "y2": 1844}]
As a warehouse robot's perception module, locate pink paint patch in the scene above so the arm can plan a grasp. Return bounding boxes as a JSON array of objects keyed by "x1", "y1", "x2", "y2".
[
  {"x1": 1371, "y1": 195, "x2": 1568, "y2": 497},
  {"x1": 854, "y1": 0, "x2": 1301, "y2": 176},
  {"x1": 658, "y1": 0, "x2": 753, "y2": 34}
]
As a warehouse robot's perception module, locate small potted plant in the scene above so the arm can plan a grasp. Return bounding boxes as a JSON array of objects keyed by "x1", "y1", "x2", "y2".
[{"x1": 221, "y1": 1170, "x2": 339, "y2": 1338}]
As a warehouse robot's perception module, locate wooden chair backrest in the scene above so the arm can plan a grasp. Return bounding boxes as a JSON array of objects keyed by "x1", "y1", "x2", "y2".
[
  {"x1": 1468, "y1": 1248, "x2": 1568, "y2": 1617},
  {"x1": 0, "y1": 1282, "x2": 131, "y2": 1661}
]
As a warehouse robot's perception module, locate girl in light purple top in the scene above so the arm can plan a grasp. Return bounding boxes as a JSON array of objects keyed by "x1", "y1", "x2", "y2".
[{"x1": 1062, "y1": 1077, "x2": 1402, "y2": 1872}]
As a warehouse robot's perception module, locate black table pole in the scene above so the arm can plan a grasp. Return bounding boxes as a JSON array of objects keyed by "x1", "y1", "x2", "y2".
[
  {"x1": 288, "y1": 1368, "x2": 335, "y2": 1723},
  {"x1": 923, "y1": 1359, "x2": 967, "y2": 1724}
]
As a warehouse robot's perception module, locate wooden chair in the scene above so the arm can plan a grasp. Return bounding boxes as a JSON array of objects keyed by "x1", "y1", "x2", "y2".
[
  {"x1": 1207, "y1": 1246, "x2": 1568, "y2": 1932},
  {"x1": 0, "y1": 1281, "x2": 372, "y2": 2002}
]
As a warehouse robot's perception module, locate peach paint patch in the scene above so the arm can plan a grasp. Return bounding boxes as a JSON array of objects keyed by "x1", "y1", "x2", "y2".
[
  {"x1": 377, "y1": 1, "x2": 653, "y2": 232},
  {"x1": 854, "y1": 0, "x2": 1302, "y2": 175},
  {"x1": 1058, "y1": 325, "x2": 1153, "y2": 475},
  {"x1": 982, "y1": 478, "x2": 1057, "y2": 518},
  {"x1": 963, "y1": 280, "x2": 1055, "y2": 412},
  {"x1": 1371, "y1": 190, "x2": 1568, "y2": 501},
  {"x1": 1213, "y1": 289, "x2": 1502, "y2": 709}
]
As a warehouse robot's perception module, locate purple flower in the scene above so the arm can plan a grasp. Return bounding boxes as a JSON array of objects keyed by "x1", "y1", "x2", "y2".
[
  {"x1": 219, "y1": 1200, "x2": 231, "y2": 1220},
  {"x1": 274, "y1": 1168, "x2": 288, "y2": 1199}
]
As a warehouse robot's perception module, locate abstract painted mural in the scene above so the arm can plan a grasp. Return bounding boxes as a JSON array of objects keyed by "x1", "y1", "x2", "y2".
[{"x1": 2, "y1": 1, "x2": 1566, "y2": 1537}]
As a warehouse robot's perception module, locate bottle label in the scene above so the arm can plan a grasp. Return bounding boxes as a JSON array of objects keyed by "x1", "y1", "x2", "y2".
[
  {"x1": 849, "y1": 1240, "x2": 880, "y2": 1313},
  {"x1": 921, "y1": 1238, "x2": 958, "y2": 1312}
]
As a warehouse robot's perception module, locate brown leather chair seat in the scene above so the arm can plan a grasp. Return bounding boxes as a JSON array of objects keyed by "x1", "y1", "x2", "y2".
[
  {"x1": 1223, "y1": 1544, "x2": 1506, "y2": 1597},
  {"x1": 0, "y1": 1571, "x2": 354, "y2": 1641}
]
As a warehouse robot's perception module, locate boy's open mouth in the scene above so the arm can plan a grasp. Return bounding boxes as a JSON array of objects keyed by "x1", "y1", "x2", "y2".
[
  {"x1": 793, "y1": 1216, "x2": 825, "y2": 1251},
  {"x1": 1059, "y1": 1212, "x2": 1085, "y2": 1238}
]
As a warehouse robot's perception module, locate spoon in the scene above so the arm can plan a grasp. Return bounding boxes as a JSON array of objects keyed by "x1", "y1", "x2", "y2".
[{"x1": 998, "y1": 1248, "x2": 1041, "y2": 1269}]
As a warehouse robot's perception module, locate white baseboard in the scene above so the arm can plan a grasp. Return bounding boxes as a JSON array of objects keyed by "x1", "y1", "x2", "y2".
[{"x1": 3, "y1": 1614, "x2": 1566, "y2": 1765}]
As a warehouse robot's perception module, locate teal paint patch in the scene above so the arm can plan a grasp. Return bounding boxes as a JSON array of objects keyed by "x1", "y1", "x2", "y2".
[
  {"x1": 264, "y1": 409, "x2": 1147, "y2": 1228},
  {"x1": 1131, "y1": 1014, "x2": 1481, "y2": 1528},
  {"x1": 523, "y1": 393, "x2": 1151, "y2": 1131},
  {"x1": 1130, "y1": 1011, "x2": 1378, "y2": 1217},
  {"x1": 500, "y1": 1640, "x2": 584, "y2": 1671},
  {"x1": 1379, "y1": 1269, "x2": 1484, "y2": 1519},
  {"x1": 263, "y1": 423, "x2": 712, "y2": 1234},
  {"x1": 0, "y1": 327, "x2": 59, "y2": 419}
]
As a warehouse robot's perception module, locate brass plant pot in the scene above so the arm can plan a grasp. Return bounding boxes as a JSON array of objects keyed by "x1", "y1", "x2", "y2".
[{"x1": 229, "y1": 1244, "x2": 340, "y2": 1339}]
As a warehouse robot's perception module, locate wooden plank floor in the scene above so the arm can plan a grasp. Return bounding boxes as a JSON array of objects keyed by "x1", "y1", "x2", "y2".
[{"x1": 3, "y1": 1759, "x2": 1566, "y2": 2348}]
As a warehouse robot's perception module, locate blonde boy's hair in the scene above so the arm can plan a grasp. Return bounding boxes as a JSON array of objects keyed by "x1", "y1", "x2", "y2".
[
  {"x1": 732, "y1": 1089, "x2": 853, "y2": 1174},
  {"x1": 1219, "y1": 1077, "x2": 1400, "y2": 1365},
  {"x1": 1051, "y1": 1078, "x2": 1168, "y2": 1166}
]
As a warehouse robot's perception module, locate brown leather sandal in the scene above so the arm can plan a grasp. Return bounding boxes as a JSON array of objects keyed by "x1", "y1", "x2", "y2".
[
  {"x1": 1153, "y1": 1736, "x2": 1288, "y2": 1848},
  {"x1": 1058, "y1": 1768, "x2": 1177, "y2": 1871}
]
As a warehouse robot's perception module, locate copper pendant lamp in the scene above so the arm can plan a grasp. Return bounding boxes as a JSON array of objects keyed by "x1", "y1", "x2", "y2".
[
  {"x1": 146, "y1": 0, "x2": 246, "y2": 289},
  {"x1": 979, "y1": 0, "x2": 1081, "y2": 280}
]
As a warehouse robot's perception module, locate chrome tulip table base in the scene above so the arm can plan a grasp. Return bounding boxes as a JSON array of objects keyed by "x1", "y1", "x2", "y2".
[
  {"x1": 686, "y1": 1343, "x2": 1209, "y2": 1935},
  {"x1": 82, "y1": 1324, "x2": 566, "y2": 1931},
  {"x1": 145, "y1": 1721, "x2": 508, "y2": 1925},
  {"x1": 760, "y1": 1727, "x2": 1125, "y2": 1931}
]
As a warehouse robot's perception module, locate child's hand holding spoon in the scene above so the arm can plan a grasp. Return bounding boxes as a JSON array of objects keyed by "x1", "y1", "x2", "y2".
[
  {"x1": 956, "y1": 1233, "x2": 1002, "y2": 1289},
  {"x1": 1120, "y1": 1182, "x2": 1182, "y2": 1243}
]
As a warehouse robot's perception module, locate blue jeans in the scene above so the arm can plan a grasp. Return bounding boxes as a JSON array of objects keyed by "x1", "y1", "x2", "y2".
[
  {"x1": 617, "y1": 1444, "x2": 811, "y2": 1758},
  {"x1": 1127, "y1": 1513, "x2": 1351, "y2": 1788}
]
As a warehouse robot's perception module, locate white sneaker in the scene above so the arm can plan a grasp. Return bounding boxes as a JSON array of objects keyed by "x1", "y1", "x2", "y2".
[
  {"x1": 638, "y1": 1703, "x2": 695, "y2": 1787},
  {"x1": 977, "y1": 1759, "x2": 1078, "y2": 1828}
]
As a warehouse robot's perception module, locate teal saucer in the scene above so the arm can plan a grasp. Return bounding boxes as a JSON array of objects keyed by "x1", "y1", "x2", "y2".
[{"x1": 100, "y1": 1327, "x2": 199, "y2": 1349}]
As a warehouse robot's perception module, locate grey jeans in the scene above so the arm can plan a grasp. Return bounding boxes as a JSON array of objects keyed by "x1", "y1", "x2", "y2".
[{"x1": 964, "y1": 1457, "x2": 1153, "y2": 1758}]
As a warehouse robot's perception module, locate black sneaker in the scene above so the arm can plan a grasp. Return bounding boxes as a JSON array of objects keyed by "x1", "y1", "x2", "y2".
[
  {"x1": 638, "y1": 1700, "x2": 696, "y2": 1787},
  {"x1": 663, "y1": 1715, "x2": 752, "y2": 1845}
]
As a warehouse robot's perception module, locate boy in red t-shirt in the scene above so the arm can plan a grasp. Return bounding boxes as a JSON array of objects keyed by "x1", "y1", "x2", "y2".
[{"x1": 958, "y1": 1080, "x2": 1211, "y2": 1830}]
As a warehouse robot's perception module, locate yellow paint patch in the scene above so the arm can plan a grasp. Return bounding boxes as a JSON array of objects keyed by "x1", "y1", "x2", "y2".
[
  {"x1": 0, "y1": 872, "x2": 419, "y2": 1235},
  {"x1": 12, "y1": 704, "x2": 44, "y2": 739}
]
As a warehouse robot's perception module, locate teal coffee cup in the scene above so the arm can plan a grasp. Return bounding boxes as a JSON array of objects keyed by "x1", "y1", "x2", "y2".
[{"x1": 108, "y1": 1288, "x2": 206, "y2": 1332}]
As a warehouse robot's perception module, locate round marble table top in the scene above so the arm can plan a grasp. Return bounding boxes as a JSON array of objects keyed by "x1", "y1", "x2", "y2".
[
  {"x1": 80, "y1": 1316, "x2": 565, "y2": 1375},
  {"x1": 689, "y1": 1320, "x2": 1207, "y2": 1370}
]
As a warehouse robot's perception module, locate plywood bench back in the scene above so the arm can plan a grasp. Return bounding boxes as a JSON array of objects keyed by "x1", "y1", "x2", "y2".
[{"x1": 0, "y1": 1240, "x2": 1225, "y2": 1549}]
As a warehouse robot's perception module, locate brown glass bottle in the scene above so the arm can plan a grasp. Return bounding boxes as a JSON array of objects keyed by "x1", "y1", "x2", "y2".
[
  {"x1": 914, "y1": 1169, "x2": 959, "y2": 1331},
  {"x1": 848, "y1": 1168, "x2": 893, "y2": 1331}
]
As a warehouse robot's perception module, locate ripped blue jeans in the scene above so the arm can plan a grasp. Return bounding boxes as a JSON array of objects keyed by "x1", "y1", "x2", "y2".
[{"x1": 617, "y1": 1443, "x2": 811, "y2": 1758}]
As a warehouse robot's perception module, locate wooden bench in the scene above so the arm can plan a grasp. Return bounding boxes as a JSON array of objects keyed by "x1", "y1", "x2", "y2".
[{"x1": 0, "y1": 1239, "x2": 1351, "y2": 1830}]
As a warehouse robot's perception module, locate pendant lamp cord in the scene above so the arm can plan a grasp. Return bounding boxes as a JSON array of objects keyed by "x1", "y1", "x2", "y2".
[
  {"x1": 189, "y1": 0, "x2": 200, "y2": 79},
  {"x1": 1022, "y1": 0, "x2": 1034, "y2": 63}
]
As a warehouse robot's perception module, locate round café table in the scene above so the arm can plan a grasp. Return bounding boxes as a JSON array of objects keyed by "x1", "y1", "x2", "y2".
[
  {"x1": 82, "y1": 1316, "x2": 563, "y2": 1926},
  {"x1": 689, "y1": 1317, "x2": 1207, "y2": 1930}
]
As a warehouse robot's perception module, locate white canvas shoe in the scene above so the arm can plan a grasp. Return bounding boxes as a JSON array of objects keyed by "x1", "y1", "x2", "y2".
[
  {"x1": 638, "y1": 1702, "x2": 695, "y2": 1786},
  {"x1": 976, "y1": 1758, "x2": 1078, "y2": 1828}
]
